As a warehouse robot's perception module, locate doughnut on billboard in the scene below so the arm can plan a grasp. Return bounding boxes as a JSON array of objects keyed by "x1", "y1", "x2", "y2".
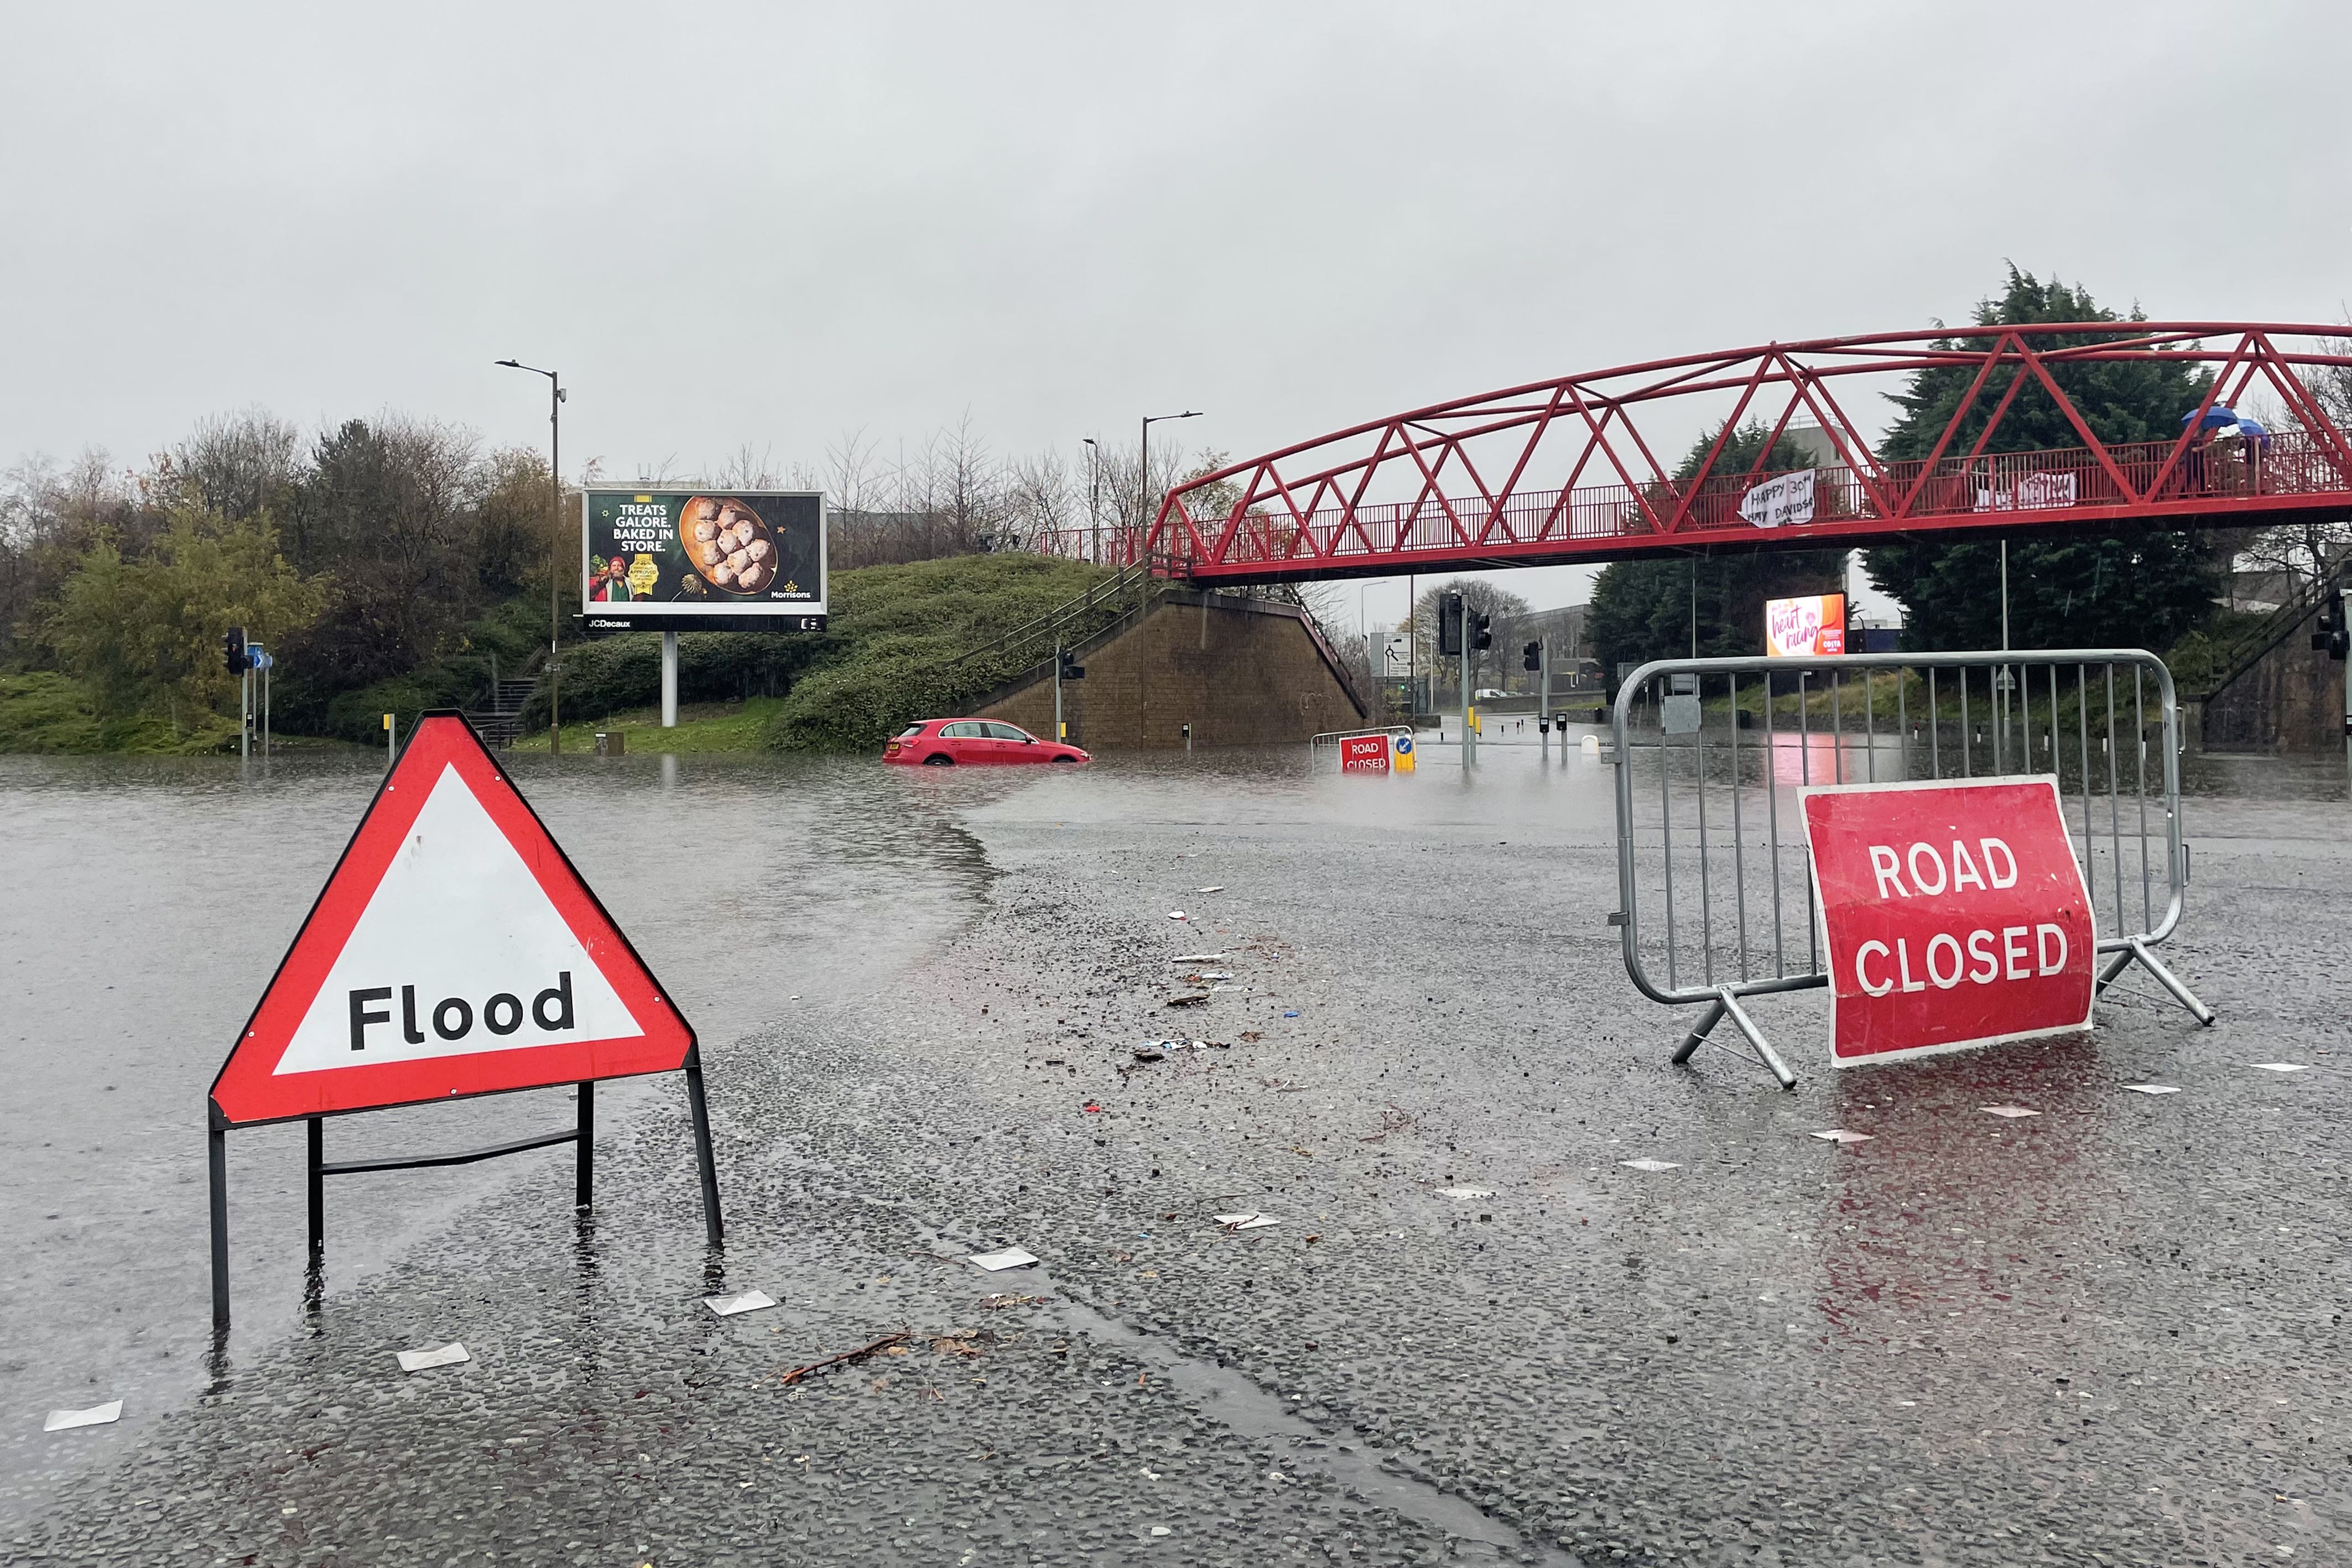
[{"x1": 579, "y1": 489, "x2": 826, "y2": 633}]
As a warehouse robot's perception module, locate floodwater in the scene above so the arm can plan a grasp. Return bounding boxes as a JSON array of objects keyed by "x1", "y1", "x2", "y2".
[{"x1": 2, "y1": 731, "x2": 2346, "y2": 1551}]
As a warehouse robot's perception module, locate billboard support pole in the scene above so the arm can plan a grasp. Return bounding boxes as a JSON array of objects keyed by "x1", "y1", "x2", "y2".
[
  {"x1": 660, "y1": 630, "x2": 678, "y2": 728},
  {"x1": 1539, "y1": 635, "x2": 1551, "y2": 755}
]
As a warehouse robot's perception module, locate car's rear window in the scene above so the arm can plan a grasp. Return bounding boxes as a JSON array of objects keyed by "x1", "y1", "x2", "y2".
[{"x1": 896, "y1": 723, "x2": 927, "y2": 737}]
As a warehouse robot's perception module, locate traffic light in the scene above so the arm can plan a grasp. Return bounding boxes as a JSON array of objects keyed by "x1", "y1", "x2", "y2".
[
  {"x1": 1522, "y1": 639, "x2": 1542, "y2": 673},
  {"x1": 1058, "y1": 647, "x2": 1086, "y2": 681},
  {"x1": 1437, "y1": 592, "x2": 1464, "y2": 656},
  {"x1": 2313, "y1": 592, "x2": 2349, "y2": 661},
  {"x1": 221, "y1": 627, "x2": 248, "y2": 674},
  {"x1": 1470, "y1": 611, "x2": 1492, "y2": 652}
]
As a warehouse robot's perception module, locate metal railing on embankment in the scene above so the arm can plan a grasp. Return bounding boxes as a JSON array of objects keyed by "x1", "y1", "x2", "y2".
[{"x1": 1609, "y1": 650, "x2": 2213, "y2": 1088}]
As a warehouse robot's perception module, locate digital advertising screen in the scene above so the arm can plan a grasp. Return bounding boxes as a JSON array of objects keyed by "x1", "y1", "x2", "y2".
[
  {"x1": 1764, "y1": 592, "x2": 1846, "y2": 657},
  {"x1": 580, "y1": 489, "x2": 826, "y2": 634}
]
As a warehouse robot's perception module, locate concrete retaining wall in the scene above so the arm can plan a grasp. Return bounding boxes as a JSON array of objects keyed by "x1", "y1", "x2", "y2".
[
  {"x1": 2201, "y1": 598, "x2": 2346, "y2": 752},
  {"x1": 975, "y1": 590, "x2": 1366, "y2": 749}
]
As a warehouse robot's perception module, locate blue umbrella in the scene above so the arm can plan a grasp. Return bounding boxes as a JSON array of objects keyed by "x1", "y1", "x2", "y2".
[{"x1": 2182, "y1": 404, "x2": 2238, "y2": 429}]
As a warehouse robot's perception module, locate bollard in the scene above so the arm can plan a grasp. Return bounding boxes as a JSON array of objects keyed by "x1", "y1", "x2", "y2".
[
  {"x1": 1182, "y1": 722, "x2": 1192, "y2": 752},
  {"x1": 594, "y1": 731, "x2": 625, "y2": 758}
]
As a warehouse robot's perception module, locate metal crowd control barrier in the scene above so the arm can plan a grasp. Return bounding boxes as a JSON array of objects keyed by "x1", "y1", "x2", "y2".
[
  {"x1": 1609, "y1": 650, "x2": 2212, "y2": 1088},
  {"x1": 1310, "y1": 725, "x2": 1416, "y2": 765}
]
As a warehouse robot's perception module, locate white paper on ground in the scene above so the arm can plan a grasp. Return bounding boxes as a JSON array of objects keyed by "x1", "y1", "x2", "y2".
[
  {"x1": 2248, "y1": 1063, "x2": 2310, "y2": 1073},
  {"x1": 1194, "y1": 886, "x2": 1224, "y2": 893},
  {"x1": 969, "y1": 1247, "x2": 1040, "y2": 1272},
  {"x1": 2122, "y1": 1084, "x2": 2181, "y2": 1096},
  {"x1": 1979, "y1": 1105, "x2": 2041, "y2": 1119},
  {"x1": 1167, "y1": 911, "x2": 1186, "y2": 920},
  {"x1": 42, "y1": 1400, "x2": 122, "y2": 1432},
  {"x1": 1437, "y1": 1187, "x2": 1496, "y2": 1199},
  {"x1": 1213, "y1": 1212, "x2": 1282, "y2": 1230},
  {"x1": 1620, "y1": 1158, "x2": 1681, "y2": 1172},
  {"x1": 396, "y1": 1343, "x2": 471, "y2": 1373},
  {"x1": 704, "y1": 1290, "x2": 778, "y2": 1316},
  {"x1": 1810, "y1": 1129, "x2": 1874, "y2": 1143},
  {"x1": 1170, "y1": 954, "x2": 1225, "y2": 963}
]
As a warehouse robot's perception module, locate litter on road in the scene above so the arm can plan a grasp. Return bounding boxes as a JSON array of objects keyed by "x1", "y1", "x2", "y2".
[
  {"x1": 42, "y1": 1400, "x2": 122, "y2": 1432},
  {"x1": 1213, "y1": 1212, "x2": 1282, "y2": 1231},
  {"x1": 1437, "y1": 1186, "x2": 1496, "y2": 1199},
  {"x1": 1810, "y1": 1129, "x2": 1874, "y2": 1143},
  {"x1": 1171, "y1": 953, "x2": 1225, "y2": 963},
  {"x1": 1133, "y1": 1044, "x2": 1167, "y2": 1063},
  {"x1": 1167, "y1": 911, "x2": 1187, "y2": 920},
  {"x1": 778, "y1": 1331, "x2": 911, "y2": 1387},
  {"x1": 2122, "y1": 1084, "x2": 2182, "y2": 1096},
  {"x1": 969, "y1": 1246, "x2": 1042, "y2": 1272},
  {"x1": 1979, "y1": 1105, "x2": 2041, "y2": 1119},
  {"x1": 2247, "y1": 1062, "x2": 2310, "y2": 1073},
  {"x1": 1194, "y1": 885, "x2": 1224, "y2": 893},
  {"x1": 395, "y1": 1343, "x2": 471, "y2": 1373},
  {"x1": 1166, "y1": 993, "x2": 1210, "y2": 1008},
  {"x1": 1282, "y1": 1010, "x2": 1300, "y2": 1018},
  {"x1": 705, "y1": 1290, "x2": 779, "y2": 1317},
  {"x1": 1620, "y1": 1158, "x2": 1681, "y2": 1173}
]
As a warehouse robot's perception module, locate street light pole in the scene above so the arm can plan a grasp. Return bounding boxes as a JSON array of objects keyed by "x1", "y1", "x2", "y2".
[
  {"x1": 1139, "y1": 411, "x2": 1201, "y2": 568},
  {"x1": 1082, "y1": 437, "x2": 1101, "y2": 565},
  {"x1": 498, "y1": 360, "x2": 567, "y2": 753}
]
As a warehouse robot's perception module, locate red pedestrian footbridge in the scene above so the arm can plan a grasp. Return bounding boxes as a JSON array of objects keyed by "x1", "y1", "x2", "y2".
[{"x1": 1135, "y1": 323, "x2": 2352, "y2": 584}]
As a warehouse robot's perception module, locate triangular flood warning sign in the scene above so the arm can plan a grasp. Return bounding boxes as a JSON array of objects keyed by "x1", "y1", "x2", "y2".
[{"x1": 211, "y1": 714, "x2": 694, "y2": 1126}]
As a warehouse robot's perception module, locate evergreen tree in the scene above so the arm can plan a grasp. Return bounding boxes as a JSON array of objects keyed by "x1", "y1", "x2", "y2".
[{"x1": 1863, "y1": 268, "x2": 2219, "y2": 651}]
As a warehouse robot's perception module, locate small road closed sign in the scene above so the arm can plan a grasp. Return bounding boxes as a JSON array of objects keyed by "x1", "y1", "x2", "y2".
[
  {"x1": 1340, "y1": 734, "x2": 1391, "y2": 773},
  {"x1": 1801, "y1": 777, "x2": 2094, "y2": 1066}
]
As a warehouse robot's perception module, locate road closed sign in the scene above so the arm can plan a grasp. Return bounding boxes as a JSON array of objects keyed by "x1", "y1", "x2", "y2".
[
  {"x1": 210, "y1": 714, "x2": 694, "y2": 1125},
  {"x1": 1340, "y1": 735, "x2": 1391, "y2": 773},
  {"x1": 1801, "y1": 777, "x2": 2094, "y2": 1066}
]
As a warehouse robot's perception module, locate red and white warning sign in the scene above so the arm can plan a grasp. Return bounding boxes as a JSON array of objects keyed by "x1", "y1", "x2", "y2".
[
  {"x1": 210, "y1": 715, "x2": 694, "y2": 1125},
  {"x1": 1340, "y1": 734, "x2": 1391, "y2": 773},
  {"x1": 1801, "y1": 777, "x2": 2095, "y2": 1067}
]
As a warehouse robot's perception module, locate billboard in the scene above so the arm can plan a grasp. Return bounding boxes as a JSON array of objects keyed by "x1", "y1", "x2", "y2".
[
  {"x1": 1765, "y1": 592, "x2": 1846, "y2": 657},
  {"x1": 580, "y1": 489, "x2": 826, "y2": 634}
]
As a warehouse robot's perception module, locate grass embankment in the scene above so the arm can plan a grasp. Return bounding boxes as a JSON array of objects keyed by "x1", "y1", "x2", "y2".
[
  {"x1": 507, "y1": 699, "x2": 787, "y2": 754},
  {"x1": 518, "y1": 554, "x2": 1122, "y2": 755}
]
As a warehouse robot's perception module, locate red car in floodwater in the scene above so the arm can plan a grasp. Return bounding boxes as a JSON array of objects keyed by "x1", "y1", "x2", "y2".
[{"x1": 883, "y1": 718, "x2": 1091, "y2": 766}]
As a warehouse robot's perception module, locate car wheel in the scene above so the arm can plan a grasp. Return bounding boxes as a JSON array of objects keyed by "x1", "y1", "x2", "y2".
[
  {"x1": 1049, "y1": 756, "x2": 1078, "y2": 763},
  {"x1": 923, "y1": 753, "x2": 955, "y2": 765}
]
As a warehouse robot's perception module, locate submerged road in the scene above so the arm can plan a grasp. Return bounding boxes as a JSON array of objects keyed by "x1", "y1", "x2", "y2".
[{"x1": 4, "y1": 745, "x2": 2348, "y2": 1565}]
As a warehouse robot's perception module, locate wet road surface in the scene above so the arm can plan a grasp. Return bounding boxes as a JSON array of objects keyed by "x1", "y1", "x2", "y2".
[{"x1": 3, "y1": 742, "x2": 2347, "y2": 1565}]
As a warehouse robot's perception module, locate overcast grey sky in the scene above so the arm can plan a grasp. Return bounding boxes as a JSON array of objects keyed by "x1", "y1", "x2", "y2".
[{"x1": 4, "y1": 2, "x2": 2347, "y2": 628}]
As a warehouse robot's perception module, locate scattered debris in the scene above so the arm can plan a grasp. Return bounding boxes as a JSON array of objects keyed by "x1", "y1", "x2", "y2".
[
  {"x1": 1172, "y1": 953, "x2": 1226, "y2": 963},
  {"x1": 1979, "y1": 1105, "x2": 2041, "y2": 1119},
  {"x1": 1810, "y1": 1129, "x2": 1874, "y2": 1143},
  {"x1": 979, "y1": 1293, "x2": 1049, "y2": 1310},
  {"x1": 778, "y1": 1330, "x2": 911, "y2": 1386},
  {"x1": 1282, "y1": 1010, "x2": 1300, "y2": 1018},
  {"x1": 1619, "y1": 1158, "x2": 1680, "y2": 1173},
  {"x1": 1359, "y1": 1107, "x2": 1418, "y2": 1143},
  {"x1": 1194, "y1": 885, "x2": 1224, "y2": 894},
  {"x1": 1151, "y1": 1526, "x2": 1172, "y2": 1537},
  {"x1": 1166, "y1": 993, "x2": 1210, "y2": 1008},
  {"x1": 1082, "y1": 1102, "x2": 1104, "y2": 1113},
  {"x1": 929, "y1": 1332, "x2": 986, "y2": 1358},
  {"x1": 705, "y1": 1290, "x2": 778, "y2": 1317},
  {"x1": 42, "y1": 1400, "x2": 121, "y2": 1432},
  {"x1": 1184, "y1": 971, "x2": 1234, "y2": 982},
  {"x1": 1437, "y1": 1186, "x2": 1495, "y2": 1199},
  {"x1": 1133, "y1": 1044, "x2": 1167, "y2": 1063},
  {"x1": 969, "y1": 1246, "x2": 1041, "y2": 1272},
  {"x1": 2122, "y1": 1084, "x2": 2182, "y2": 1096},
  {"x1": 1240, "y1": 1030, "x2": 1262, "y2": 1043},
  {"x1": 2248, "y1": 1063, "x2": 2310, "y2": 1073},
  {"x1": 1213, "y1": 1212, "x2": 1282, "y2": 1231},
  {"x1": 1167, "y1": 911, "x2": 1187, "y2": 920},
  {"x1": 395, "y1": 1343, "x2": 471, "y2": 1373}
]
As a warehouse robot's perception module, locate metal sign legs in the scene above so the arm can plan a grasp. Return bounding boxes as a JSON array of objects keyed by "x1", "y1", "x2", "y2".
[{"x1": 208, "y1": 1048, "x2": 724, "y2": 1330}]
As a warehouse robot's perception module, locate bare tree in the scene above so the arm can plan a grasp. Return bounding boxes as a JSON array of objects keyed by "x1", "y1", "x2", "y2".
[
  {"x1": 1005, "y1": 446, "x2": 1074, "y2": 554},
  {"x1": 715, "y1": 442, "x2": 779, "y2": 490},
  {"x1": 166, "y1": 407, "x2": 303, "y2": 520}
]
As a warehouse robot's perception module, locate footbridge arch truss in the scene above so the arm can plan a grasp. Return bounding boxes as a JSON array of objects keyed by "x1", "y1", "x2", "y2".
[{"x1": 1139, "y1": 324, "x2": 2352, "y2": 584}]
